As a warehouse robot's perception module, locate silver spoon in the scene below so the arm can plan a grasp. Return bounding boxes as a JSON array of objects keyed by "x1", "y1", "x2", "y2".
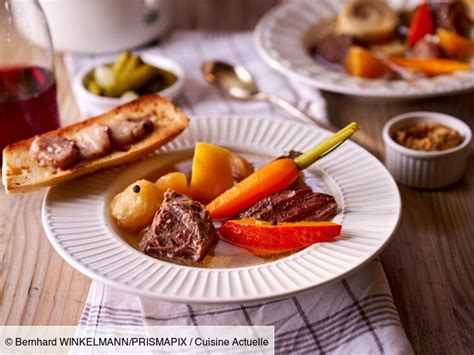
[{"x1": 202, "y1": 61, "x2": 329, "y2": 129}]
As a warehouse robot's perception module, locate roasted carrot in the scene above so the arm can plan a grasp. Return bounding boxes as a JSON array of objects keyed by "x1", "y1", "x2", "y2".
[
  {"x1": 345, "y1": 46, "x2": 390, "y2": 78},
  {"x1": 389, "y1": 57, "x2": 470, "y2": 76},
  {"x1": 207, "y1": 122, "x2": 359, "y2": 219},
  {"x1": 219, "y1": 219, "x2": 342, "y2": 255},
  {"x1": 207, "y1": 158, "x2": 299, "y2": 219},
  {"x1": 437, "y1": 28, "x2": 474, "y2": 58}
]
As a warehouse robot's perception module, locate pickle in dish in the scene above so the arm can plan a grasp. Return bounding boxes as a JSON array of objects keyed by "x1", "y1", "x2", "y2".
[{"x1": 84, "y1": 51, "x2": 178, "y2": 100}]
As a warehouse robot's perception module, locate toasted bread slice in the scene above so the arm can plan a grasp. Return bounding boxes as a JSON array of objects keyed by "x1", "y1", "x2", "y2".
[{"x1": 2, "y1": 95, "x2": 189, "y2": 194}]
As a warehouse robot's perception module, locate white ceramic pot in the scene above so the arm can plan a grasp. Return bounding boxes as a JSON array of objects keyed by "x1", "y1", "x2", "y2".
[
  {"x1": 383, "y1": 111, "x2": 472, "y2": 189},
  {"x1": 38, "y1": 0, "x2": 172, "y2": 53}
]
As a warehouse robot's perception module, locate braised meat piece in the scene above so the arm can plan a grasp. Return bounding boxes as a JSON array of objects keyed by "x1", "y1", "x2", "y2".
[
  {"x1": 316, "y1": 35, "x2": 353, "y2": 64},
  {"x1": 29, "y1": 135, "x2": 80, "y2": 169},
  {"x1": 74, "y1": 124, "x2": 112, "y2": 160},
  {"x1": 108, "y1": 116, "x2": 154, "y2": 146},
  {"x1": 139, "y1": 190, "x2": 218, "y2": 262},
  {"x1": 429, "y1": 0, "x2": 471, "y2": 36},
  {"x1": 239, "y1": 189, "x2": 338, "y2": 223}
]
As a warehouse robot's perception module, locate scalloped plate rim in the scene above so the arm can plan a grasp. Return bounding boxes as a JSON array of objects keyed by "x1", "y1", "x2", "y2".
[
  {"x1": 254, "y1": 0, "x2": 474, "y2": 99},
  {"x1": 42, "y1": 115, "x2": 401, "y2": 304}
]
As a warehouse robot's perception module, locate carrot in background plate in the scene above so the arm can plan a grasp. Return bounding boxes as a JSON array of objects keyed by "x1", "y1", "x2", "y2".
[
  {"x1": 346, "y1": 46, "x2": 390, "y2": 78},
  {"x1": 436, "y1": 28, "x2": 474, "y2": 58},
  {"x1": 389, "y1": 57, "x2": 470, "y2": 76}
]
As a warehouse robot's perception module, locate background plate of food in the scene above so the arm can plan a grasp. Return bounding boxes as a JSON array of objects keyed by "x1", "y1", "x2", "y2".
[
  {"x1": 41, "y1": 115, "x2": 401, "y2": 304},
  {"x1": 254, "y1": 0, "x2": 474, "y2": 98}
]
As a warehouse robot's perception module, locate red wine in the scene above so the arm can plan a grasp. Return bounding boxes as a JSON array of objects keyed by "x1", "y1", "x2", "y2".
[{"x1": 0, "y1": 66, "x2": 60, "y2": 162}]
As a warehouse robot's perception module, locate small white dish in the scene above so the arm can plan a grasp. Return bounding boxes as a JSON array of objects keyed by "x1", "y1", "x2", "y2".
[
  {"x1": 254, "y1": 0, "x2": 474, "y2": 98},
  {"x1": 42, "y1": 116, "x2": 401, "y2": 304},
  {"x1": 73, "y1": 53, "x2": 184, "y2": 116},
  {"x1": 383, "y1": 111, "x2": 472, "y2": 189}
]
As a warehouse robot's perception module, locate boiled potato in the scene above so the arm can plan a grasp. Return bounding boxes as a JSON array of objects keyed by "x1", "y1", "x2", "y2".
[
  {"x1": 189, "y1": 142, "x2": 234, "y2": 203},
  {"x1": 110, "y1": 179, "x2": 161, "y2": 231},
  {"x1": 155, "y1": 172, "x2": 188, "y2": 195}
]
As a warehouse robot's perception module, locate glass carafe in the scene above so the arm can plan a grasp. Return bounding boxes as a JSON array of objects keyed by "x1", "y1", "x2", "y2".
[{"x1": 0, "y1": 0, "x2": 60, "y2": 161}]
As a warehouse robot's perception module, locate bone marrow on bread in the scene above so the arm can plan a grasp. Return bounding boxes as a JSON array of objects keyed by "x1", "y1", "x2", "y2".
[
  {"x1": 73, "y1": 124, "x2": 113, "y2": 160},
  {"x1": 29, "y1": 115, "x2": 155, "y2": 168},
  {"x1": 2, "y1": 95, "x2": 189, "y2": 194},
  {"x1": 108, "y1": 115, "x2": 154, "y2": 146},
  {"x1": 29, "y1": 136, "x2": 80, "y2": 169}
]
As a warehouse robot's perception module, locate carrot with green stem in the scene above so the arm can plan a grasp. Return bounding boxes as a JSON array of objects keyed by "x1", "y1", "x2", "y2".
[{"x1": 207, "y1": 122, "x2": 359, "y2": 219}]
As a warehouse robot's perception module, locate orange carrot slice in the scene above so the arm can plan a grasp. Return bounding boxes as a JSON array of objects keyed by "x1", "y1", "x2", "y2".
[
  {"x1": 207, "y1": 158, "x2": 299, "y2": 219},
  {"x1": 207, "y1": 123, "x2": 359, "y2": 220},
  {"x1": 437, "y1": 28, "x2": 474, "y2": 57},
  {"x1": 389, "y1": 57, "x2": 470, "y2": 76},
  {"x1": 219, "y1": 219, "x2": 342, "y2": 255}
]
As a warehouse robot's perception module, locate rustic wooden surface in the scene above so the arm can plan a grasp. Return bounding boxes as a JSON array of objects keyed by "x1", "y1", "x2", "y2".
[
  {"x1": 0, "y1": 55, "x2": 90, "y2": 325},
  {"x1": 1, "y1": 2, "x2": 473, "y2": 354},
  {"x1": 323, "y1": 91, "x2": 474, "y2": 355}
]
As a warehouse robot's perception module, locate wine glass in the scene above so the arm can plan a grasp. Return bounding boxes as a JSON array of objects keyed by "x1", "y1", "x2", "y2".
[{"x1": 0, "y1": 0, "x2": 60, "y2": 162}]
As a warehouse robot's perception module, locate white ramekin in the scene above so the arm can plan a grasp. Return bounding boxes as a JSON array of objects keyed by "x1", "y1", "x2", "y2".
[
  {"x1": 73, "y1": 53, "x2": 184, "y2": 116},
  {"x1": 383, "y1": 111, "x2": 472, "y2": 189}
]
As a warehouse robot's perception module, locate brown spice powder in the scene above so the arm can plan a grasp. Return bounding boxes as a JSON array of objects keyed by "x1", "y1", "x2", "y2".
[{"x1": 393, "y1": 122, "x2": 462, "y2": 151}]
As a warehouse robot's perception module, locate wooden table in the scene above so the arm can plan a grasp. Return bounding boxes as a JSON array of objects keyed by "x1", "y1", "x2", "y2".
[
  {"x1": 1, "y1": 56, "x2": 89, "y2": 325},
  {"x1": 1, "y1": 4, "x2": 473, "y2": 354},
  {"x1": 323, "y1": 92, "x2": 474, "y2": 355}
]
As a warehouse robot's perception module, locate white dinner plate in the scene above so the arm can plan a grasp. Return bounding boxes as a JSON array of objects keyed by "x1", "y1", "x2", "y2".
[
  {"x1": 254, "y1": 0, "x2": 474, "y2": 98},
  {"x1": 42, "y1": 116, "x2": 401, "y2": 304}
]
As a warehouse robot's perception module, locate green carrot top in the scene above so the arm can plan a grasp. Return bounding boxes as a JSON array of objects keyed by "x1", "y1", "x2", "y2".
[{"x1": 294, "y1": 122, "x2": 359, "y2": 170}]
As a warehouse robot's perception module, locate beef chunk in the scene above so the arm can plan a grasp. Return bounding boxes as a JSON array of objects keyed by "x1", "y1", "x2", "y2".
[
  {"x1": 108, "y1": 116, "x2": 154, "y2": 146},
  {"x1": 74, "y1": 124, "x2": 112, "y2": 160},
  {"x1": 139, "y1": 190, "x2": 218, "y2": 262},
  {"x1": 429, "y1": 0, "x2": 471, "y2": 36},
  {"x1": 239, "y1": 189, "x2": 338, "y2": 223},
  {"x1": 316, "y1": 35, "x2": 353, "y2": 64},
  {"x1": 29, "y1": 135, "x2": 80, "y2": 169}
]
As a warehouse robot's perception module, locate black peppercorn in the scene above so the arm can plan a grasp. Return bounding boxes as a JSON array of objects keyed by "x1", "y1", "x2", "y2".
[
  {"x1": 270, "y1": 218, "x2": 278, "y2": 226},
  {"x1": 132, "y1": 185, "x2": 141, "y2": 193}
]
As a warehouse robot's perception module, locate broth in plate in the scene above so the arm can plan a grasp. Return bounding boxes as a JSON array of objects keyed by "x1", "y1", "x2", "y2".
[{"x1": 108, "y1": 149, "x2": 341, "y2": 269}]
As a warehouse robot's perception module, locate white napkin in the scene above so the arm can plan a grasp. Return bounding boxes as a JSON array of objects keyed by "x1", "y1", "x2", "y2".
[{"x1": 65, "y1": 31, "x2": 412, "y2": 354}]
